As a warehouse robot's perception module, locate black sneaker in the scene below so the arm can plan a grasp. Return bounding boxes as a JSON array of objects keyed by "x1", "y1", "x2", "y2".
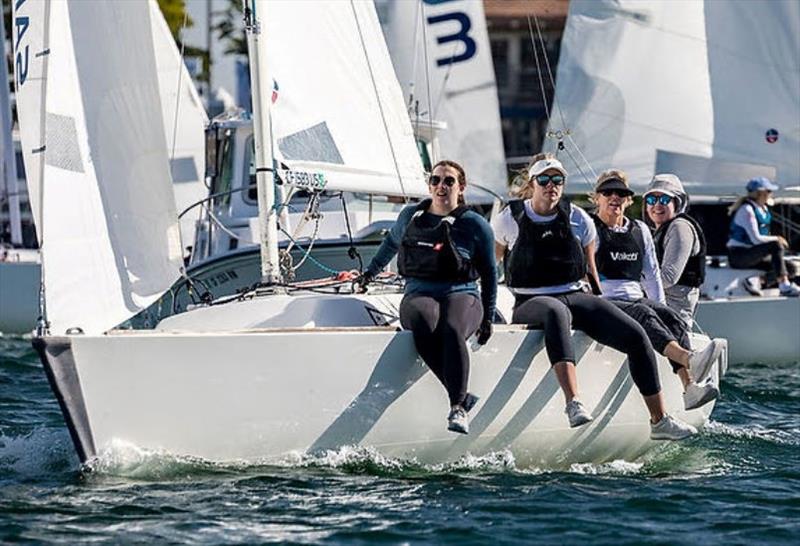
[{"x1": 462, "y1": 393, "x2": 480, "y2": 413}]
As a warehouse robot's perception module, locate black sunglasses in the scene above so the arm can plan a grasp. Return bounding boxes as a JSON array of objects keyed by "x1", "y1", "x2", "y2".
[
  {"x1": 429, "y1": 175, "x2": 457, "y2": 187},
  {"x1": 645, "y1": 194, "x2": 673, "y2": 206},
  {"x1": 598, "y1": 188, "x2": 632, "y2": 198},
  {"x1": 535, "y1": 174, "x2": 565, "y2": 186}
]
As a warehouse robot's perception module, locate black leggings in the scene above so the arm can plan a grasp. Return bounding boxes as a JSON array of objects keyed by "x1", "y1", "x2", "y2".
[
  {"x1": 612, "y1": 298, "x2": 689, "y2": 374},
  {"x1": 512, "y1": 291, "x2": 661, "y2": 396},
  {"x1": 400, "y1": 292, "x2": 483, "y2": 407},
  {"x1": 728, "y1": 241, "x2": 797, "y2": 285}
]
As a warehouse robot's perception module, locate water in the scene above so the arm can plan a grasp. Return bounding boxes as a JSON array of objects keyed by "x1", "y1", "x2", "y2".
[{"x1": 1, "y1": 337, "x2": 798, "y2": 544}]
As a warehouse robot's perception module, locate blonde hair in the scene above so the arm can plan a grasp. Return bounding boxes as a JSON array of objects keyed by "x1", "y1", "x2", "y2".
[
  {"x1": 512, "y1": 152, "x2": 555, "y2": 200},
  {"x1": 728, "y1": 191, "x2": 763, "y2": 216},
  {"x1": 591, "y1": 169, "x2": 633, "y2": 207}
]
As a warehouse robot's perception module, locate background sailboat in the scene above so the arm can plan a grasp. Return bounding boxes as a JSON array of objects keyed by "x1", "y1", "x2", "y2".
[
  {"x1": 544, "y1": 0, "x2": 800, "y2": 364},
  {"x1": 0, "y1": 0, "x2": 208, "y2": 335}
]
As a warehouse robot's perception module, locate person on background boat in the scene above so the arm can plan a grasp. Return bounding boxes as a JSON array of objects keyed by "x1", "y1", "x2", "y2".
[
  {"x1": 591, "y1": 170, "x2": 722, "y2": 411},
  {"x1": 492, "y1": 153, "x2": 696, "y2": 440},
  {"x1": 726, "y1": 177, "x2": 800, "y2": 297},
  {"x1": 642, "y1": 174, "x2": 706, "y2": 327},
  {"x1": 355, "y1": 160, "x2": 496, "y2": 435}
]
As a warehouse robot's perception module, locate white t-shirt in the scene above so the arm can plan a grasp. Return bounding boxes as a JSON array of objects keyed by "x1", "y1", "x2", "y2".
[
  {"x1": 595, "y1": 217, "x2": 665, "y2": 304},
  {"x1": 493, "y1": 200, "x2": 596, "y2": 295}
]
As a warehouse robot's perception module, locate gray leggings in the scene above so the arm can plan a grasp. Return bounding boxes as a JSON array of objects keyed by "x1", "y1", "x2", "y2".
[
  {"x1": 400, "y1": 292, "x2": 483, "y2": 407},
  {"x1": 512, "y1": 291, "x2": 661, "y2": 396}
]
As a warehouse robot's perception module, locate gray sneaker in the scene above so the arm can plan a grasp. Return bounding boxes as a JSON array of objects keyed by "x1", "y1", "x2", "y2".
[
  {"x1": 565, "y1": 399, "x2": 594, "y2": 428},
  {"x1": 650, "y1": 415, "x2": 697, "y2": 440},
  {"x1": 779, "y1": 283, "x2": 800, "y2": 297},
  {"x1": 743, "y1": 275, "x2": 763, "y2": 296},
  {"x1": 689, "y1": 339, "x2": 724, "y2": 384},
  {"x1": 683, "y1": 380, "x2": 719, "y2": 410},
  {"x1": 447, "y1": 408, "x2": 469, "y2": 434}
]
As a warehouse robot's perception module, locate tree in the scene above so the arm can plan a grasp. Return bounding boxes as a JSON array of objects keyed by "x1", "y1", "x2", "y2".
[
  {"x1": 157, "y1": 0, "x2": 209, "y2": 83},
  {"x1": 214, "y1": 0, "x2": 246, "y2": 56}
]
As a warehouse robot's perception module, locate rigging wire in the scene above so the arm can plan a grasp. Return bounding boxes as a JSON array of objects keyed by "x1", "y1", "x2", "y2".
[
  {"x1": 526, "y1": 13, "x2": 597, "y2": 188},
  {"x1": 350, "y1": 0, "x2": 409, "y2": 201},
  {"x1": 418, "y1": 0, "x2": 437, "y2": 165}
]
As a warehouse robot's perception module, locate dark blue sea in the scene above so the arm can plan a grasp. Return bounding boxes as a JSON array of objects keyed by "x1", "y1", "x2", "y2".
[{"x1": 1, "y1": 336, "x2": 798, "y2": 545}]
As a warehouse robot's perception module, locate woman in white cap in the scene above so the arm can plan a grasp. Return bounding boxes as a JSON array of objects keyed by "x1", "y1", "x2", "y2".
[
  {"x1": 493, "y1": 153, "x2": 697, "y2": 441},
  {"x1": 727, "y1": 177, "x2": 799, "y2": 297},
  {"x1": 591, "y1": 169, "x2": 722, "y2": 411},
  {"x1": 643, "y1": 174, "x2": 706, "y2": 326}
]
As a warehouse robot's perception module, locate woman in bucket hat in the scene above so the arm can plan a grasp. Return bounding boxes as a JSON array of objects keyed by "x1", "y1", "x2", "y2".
[
  {"x1": 643, "y1": 174, "x2": 707, "y2": 327},
  {"x1": 726, "y1": 177, "x2": 799, "y2": 297}
]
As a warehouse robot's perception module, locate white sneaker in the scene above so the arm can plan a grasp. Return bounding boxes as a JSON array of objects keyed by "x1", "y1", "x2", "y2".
[
  {"x1": 743, "y1": 275, "x2": 763, "y2": 296},
  {"x1": 650, "y1": 415, "x2": 698, "y2": 440},
  {"x1": 779, "y1": 283, "x2": 800, "y2": 297},
  {"x1": 683, "y1": 380, "x2": 719, "y2": 410},
  {"x1": 447, "y1": 407, "x2": 469, "y2": 434},
  {"x1": 565, "y1": 399, "x2": 594, "y2": 428},
  {"x1": 688, "y1": 339, "x2": 724, "y2": 384}
]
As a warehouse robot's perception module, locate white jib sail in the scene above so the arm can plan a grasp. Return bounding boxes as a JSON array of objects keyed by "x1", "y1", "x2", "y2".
[
  {"x1": 378, "y1": 0, "x2": 508, "y2": 197},
  {"x1": 546, "y1": 0, "x2": 800, "y2": 196},
  {"x1": 14, "y1": 0, "x2": 183, "y2": 335},
  {"x1": 149, "y1": 0, "x2": 209, "y2": 252},
  {"x1": 258, "y1": 0, "x2": 427, "y2": 198}
]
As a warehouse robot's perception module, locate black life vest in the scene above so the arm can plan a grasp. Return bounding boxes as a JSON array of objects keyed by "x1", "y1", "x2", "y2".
[
  {"x1": 506, "y1": 198, "x2": 586, "y2": 289},
  {"x1": 591, "y1": 214, "x2": 645, "y2": 281},
  {"x1": 653, "y1": 213, "x2": 707, "y2": 287},
  {"x1": 397, "y1": 199, "x2": 478, "y2": 283}
]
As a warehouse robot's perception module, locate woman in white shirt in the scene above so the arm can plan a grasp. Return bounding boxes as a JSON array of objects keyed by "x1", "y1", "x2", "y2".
[{"x1": 727, "y1": 177, "x2": 799, "y2": 297}]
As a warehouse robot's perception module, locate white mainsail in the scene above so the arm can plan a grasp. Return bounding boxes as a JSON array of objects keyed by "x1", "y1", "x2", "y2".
[
  {"x1": 377, "y1": 0, "x2": 507, "y2": 197},
  {"x1": 259, "y1": 0, "x2": 427, "y2": 198},
  {"x1": 546, "y1": 0, "x2": 800, "y2": 196},
  {"x1": 149, "y1": 0, "x2": 208, "y2": 250},
  {"x1": 13, "y1": 0, "x2": 183, "y2": 335}
]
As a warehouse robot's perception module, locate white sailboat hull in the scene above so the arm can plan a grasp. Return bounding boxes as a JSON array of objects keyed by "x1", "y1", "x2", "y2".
[
  {"x1": 36, "y1": 299, "x2": 720, "y2": 467},
  {"x1": 697, "y1": 262, "x2": 800, "y2": 364},
  {"x1": 696, "y1": 297, "x2": 799, "y2": 365}
]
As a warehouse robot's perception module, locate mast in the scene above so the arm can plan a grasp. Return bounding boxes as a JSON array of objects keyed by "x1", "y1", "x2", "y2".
[{"x1": 243, "y1": 0, "x2": 281, "y2": 285}]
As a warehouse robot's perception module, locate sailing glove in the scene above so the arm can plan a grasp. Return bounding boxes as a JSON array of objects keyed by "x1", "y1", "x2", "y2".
[
  {"x1": 356, "y1": 270, "x2": 374, "y2": 293},
  {"x1": 476, "y1": 319, "x2": 493, "y2": 346}
]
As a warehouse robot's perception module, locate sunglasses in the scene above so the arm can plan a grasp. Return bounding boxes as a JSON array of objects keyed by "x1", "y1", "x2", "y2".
[
  {"x1": 535, "y1": 174, "x2": 565, "y2": 186},
  {"x1": 429, "y1": 175, "x2": 457, "y2": 187},
  {"x1": 645, "y1": 194, "x2": 673, "y2": 206},
  {"x1": 598, "y1": 189, "x2": 632, "y2": 198}
]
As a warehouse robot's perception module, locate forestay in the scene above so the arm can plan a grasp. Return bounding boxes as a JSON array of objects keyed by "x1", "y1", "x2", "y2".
[
  {"x1": 377, "y1": 0, "x2": 507, "y2": 198},
  {"x1": 546, "y1": 0, "x2": 800, "y2": 197},
  {"x1": 148, "y1": 0, "x2": 209, "y2": 252},
  {"x1": 13, "y1": 0, "x2": 183, "y2": 335},
  {"x1": 258, "y1": 0, "x2": 427, "y2": 198}
]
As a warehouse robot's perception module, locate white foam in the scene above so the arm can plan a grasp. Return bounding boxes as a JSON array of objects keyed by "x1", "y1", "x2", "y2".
[
  {"x1": 568, "y1": 459, "x2": 644, "y2": 475},
  {"x1": 706, "y1": 420, "x2": 799, "y2": 446}
]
